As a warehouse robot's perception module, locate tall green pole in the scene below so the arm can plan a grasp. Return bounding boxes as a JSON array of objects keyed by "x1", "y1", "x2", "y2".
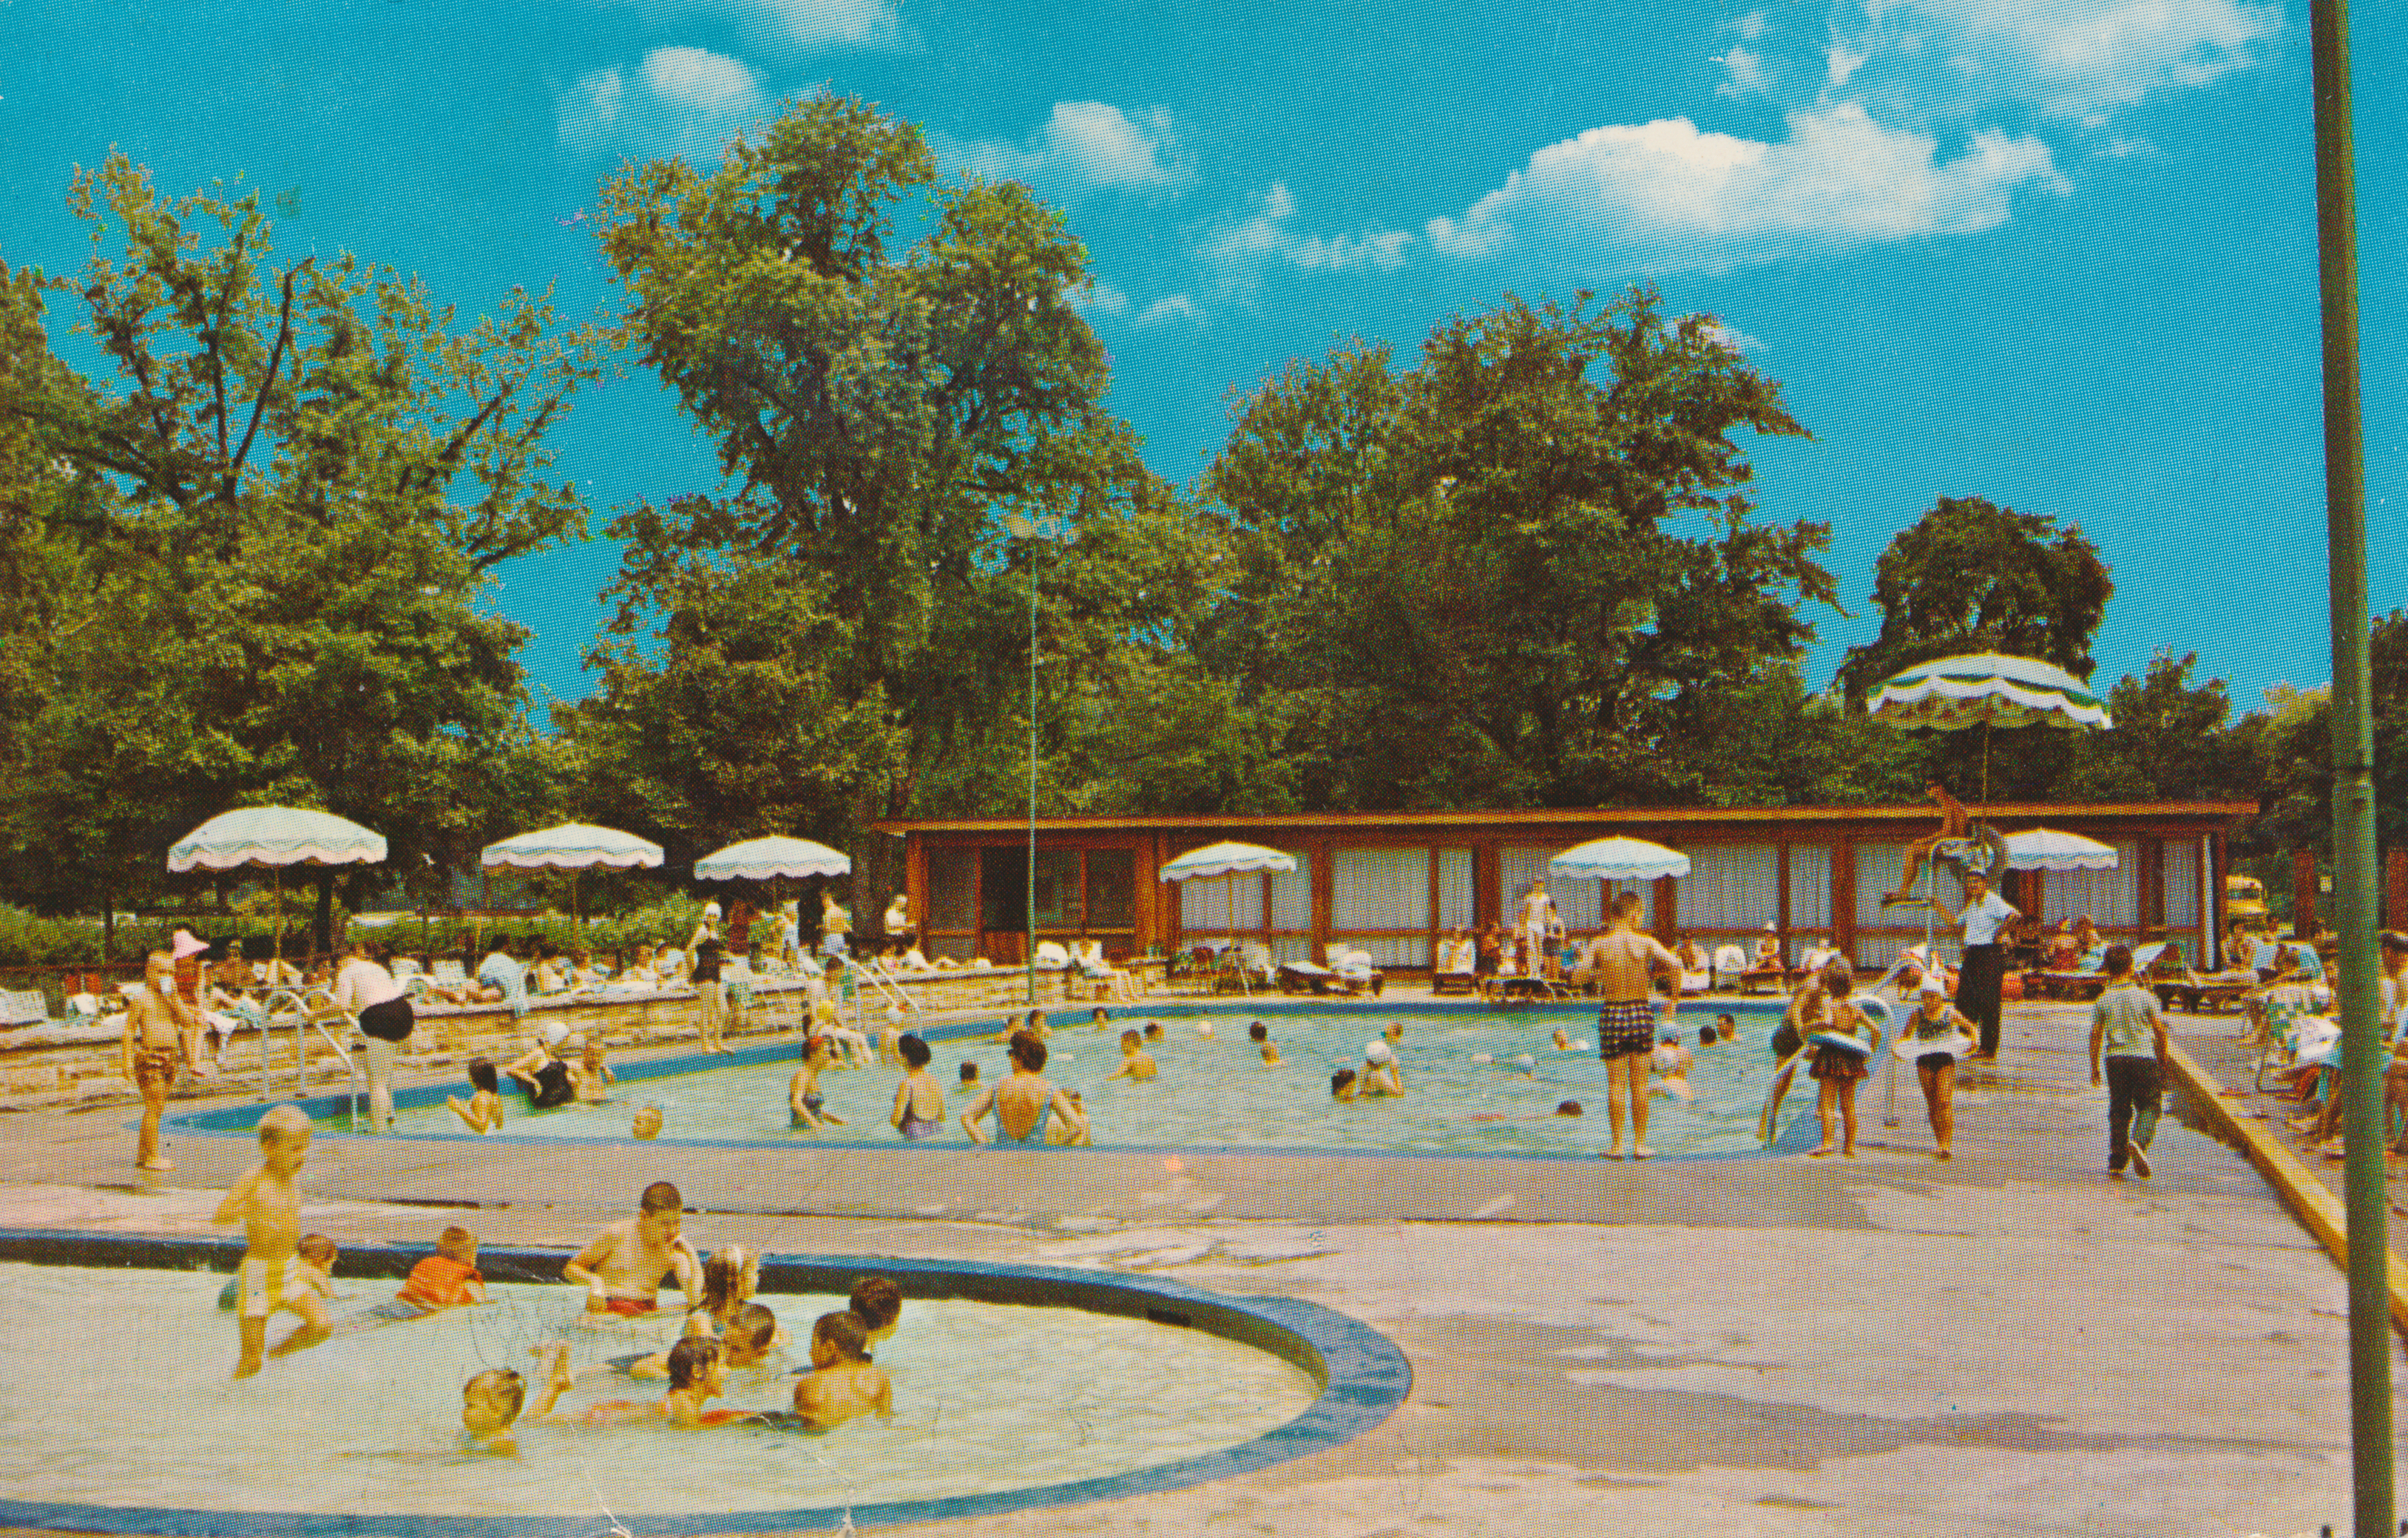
[
  {"x1": 1026, "y1": 537, "x2": 1039, "y2": 1009},
  {"x1": 2308, "y1": 2, "x2": 2390, "y2": 1533}
]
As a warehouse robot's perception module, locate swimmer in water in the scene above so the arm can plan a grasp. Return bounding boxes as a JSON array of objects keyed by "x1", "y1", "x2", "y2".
[
  {"x1": 527, "y1": 1336, "x2": 750, "y2": 1428},
  {"x1": 1046, "y1": 1089, "x2": 1092, "y2": 1144},
  {"x1": 461, "y1": 1366, "x2": 528, "y2": 1453},
  {"x1": 850, "y1": 1276, "x2": 902, "y2": 1349},
  {"x1": 447, "y1": 1057, "x2": 506, "y2": 1134},
  {"x1": 1714, "y1": 1012, "x2": 1739, "y2": 1045},
  {"x1": 1552, "y1": 1027, "x2": 1572, "y2": 1051},
  {"x1": 632, "y1": 1104, "x2": 663, "y2": 1140},
  {"x1": 563, "y1": 1182, "x2": 700, "y2": 1321},
  {"x1": 1104, "y1": 1029, "x2": 1157, "y2": 1082},
  {"x1": 1648, "y1": 1031, "x2": 1695, "y2": 1102},
  {"x1": 790, "y1": 1035, "x2": 848, "y2": 1131},
  {"x1": 1361, "y1": 1040, "x2": 1404, "y2": 1096},
  {"x1": 1142, "y1": 1021, "x2": 1164, "y2": 1043},
  {"x1": 791, "y1": 1311, "x2": 893, "y2": 1431},
  {"x1": 1331, "y1": 1068, "x2": 1360, "y2": 1102},
  {"x1": 958, "y1": 1060, "x2": 981, "y2": 1090},
  {"x1": 1252, "y1": 1020, "x2": 1283, "y2": 1068},
  {"x1": 876, "y1": 1006, "x2": 907, "y2": 1067},
  {"x1": 1090, "y1": 1006, "x2": 1112, "y2": 1031},
  {"x1": 890, "y1": 1034, "x2": 947, "y2": 1139}
]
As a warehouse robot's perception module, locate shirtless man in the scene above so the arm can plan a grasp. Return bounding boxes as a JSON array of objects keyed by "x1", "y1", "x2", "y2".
[
  {"x1": 1886, "y1": 781, "x2": 1971, "y2": 904},
  {"x1": 1518, "y1": 880, "x2": 1562, "y2": 982},
  {"x1": 563, "y1": 1182, "x2": 701, "y2": 1320},
  {"x1": 1575, "y1": 892, "x2": 1683, "y2": 1160},
  {"x1": 122, "y1": 948, "x2": 202, "y2": 1171}
]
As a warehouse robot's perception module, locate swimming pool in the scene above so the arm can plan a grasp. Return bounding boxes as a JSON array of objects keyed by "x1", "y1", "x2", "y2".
[
  {"x1": 0, "y1": 1241, "x2": 1401, "y2": 1534},
  {"x1": 319, "y1": 1002, "x2": 1812, "y2": 1159}
]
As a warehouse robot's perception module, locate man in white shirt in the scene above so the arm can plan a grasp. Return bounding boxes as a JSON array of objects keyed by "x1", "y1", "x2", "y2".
[{"x1": 1956, "y1": 870, "x2": 2019, "y2": 1060}]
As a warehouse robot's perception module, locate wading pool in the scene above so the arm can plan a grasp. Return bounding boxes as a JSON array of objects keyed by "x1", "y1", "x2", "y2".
[{"x1": 0, "y1": 1241, "x2": 1405, "y2": 1535}]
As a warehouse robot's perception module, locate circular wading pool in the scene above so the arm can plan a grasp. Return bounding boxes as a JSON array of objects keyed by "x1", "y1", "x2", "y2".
[
  {"x1": 0, "y1": 1232, "x2": 1408, "y2": 1536},
  {"x1": 169, "y1": 1000, "x2": 1819, "y2": 1159}
]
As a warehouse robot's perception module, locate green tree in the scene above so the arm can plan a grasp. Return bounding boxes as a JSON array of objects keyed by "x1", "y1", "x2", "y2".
[
  {"x1": 1198, "y1": 288, "x2": 1835, "y2": 808},
  {"x1": 2056, "y1": 649, "x2": 2259, "y2": 803},
  {"x1": 2232, "y1": 610, "x2": 2408, "y2": 895},
  {"x1": 0, "y1": 156, "x2": 598, "y2": 947}
]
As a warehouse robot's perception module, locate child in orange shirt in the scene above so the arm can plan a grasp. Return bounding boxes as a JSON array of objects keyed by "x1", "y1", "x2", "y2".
[{"x1": 398, "y1": 1226, "x2": 488, "y2": 1309}]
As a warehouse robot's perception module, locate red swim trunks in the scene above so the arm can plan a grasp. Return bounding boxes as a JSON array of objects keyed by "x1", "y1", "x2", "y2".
[{"x1": 603, "y1": 1295, "x2": 655, "y2": 1318}]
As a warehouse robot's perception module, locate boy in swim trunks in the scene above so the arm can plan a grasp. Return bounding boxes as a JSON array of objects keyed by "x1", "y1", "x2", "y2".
[
  {"x1": 564, "y1": 1181, "x2": 700, "y2": 1320},
  {"x1": 790, "y1": 1311, "x2": 893, "y2": 1431},
  {"x1": 890, "y1": 1034, "x2": 946, "y2": 1139},
  {"x1": 1105, "y1": 1029, "x2": 1157, "y2": 1081},
  {"x1": 1575, "y1": 892, "x2": 1683, "y2": 1160},
  {"x1": 214, "y1": 1104, "x2": 331, "y2": 1376},
  {"x1": 122, "y1": 948, "x2": 201, "y2": 1171}
]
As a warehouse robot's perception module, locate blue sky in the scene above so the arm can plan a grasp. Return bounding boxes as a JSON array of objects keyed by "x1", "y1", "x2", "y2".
[{"x1": 3, "y1": 0, "x2": 2401, "y2": 727}]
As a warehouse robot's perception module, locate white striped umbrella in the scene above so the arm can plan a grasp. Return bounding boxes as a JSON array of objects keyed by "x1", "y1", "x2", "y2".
[
  {"x1": 169, "y1": 807, "x2": 388, "y2": 971},
  {"x1": 1161, "y1": 841, "x2": 1297, "y2": 954},
  {"x1": 1870, "y1": 652, "x2": 2113, "y2": 807},
  {"x1": 694, "y1": 836, "x2": 850, "y2": 881},
  {"x1": 2003, "y1": 829, "x2": 2120, "y2": 872},
  {"x1": 1547, "y1": 836, "x2": 1691, "y2": 882},
  {"x1": 482, "y1": 824, "x2": 663, "y2": 932}
]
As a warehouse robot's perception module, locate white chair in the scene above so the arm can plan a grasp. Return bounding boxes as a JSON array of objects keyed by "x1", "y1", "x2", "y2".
[
  {"x1": 1712, "y1": 945, "x2": 1748, "y2": 992},
  {"x1": 1034, "y1": 940, "x2": 1073, "y2": 970}
]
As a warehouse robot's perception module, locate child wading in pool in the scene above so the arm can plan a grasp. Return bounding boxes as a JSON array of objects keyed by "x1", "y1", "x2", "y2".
[
  {"x1": 446, "y1": 1057, "x2": 506, "y2": 1134},
  {"x1": 790, "y1": 1035, "x2": 848, "y2": 1131},
  {"x1": 961, "y1": 1030, "x2": 1086, "y2": 1145},
  {"x1": 890, "y1": 1034, "x2": 947, "y2": 1139},
  {"x1": 1105, "y1": 1029, "x2": 1157, "y2": 1081},
  {"x1": 850, "y1": 1276, "x2": 903, "y2": 1348},
  {"x1": 1251, "y1": 1021, "x2": 1282, "y2": 1066},
  {"x1": 398, "y1": 1226, "x2": 488, "y2": 1309},
  {"x1": 527, "y1": 1335, "x2": 751, "y2": 1428},
  {"x1": 214, "y1": 1104, "x2": 331, "y2": 1376},
  {"x1": 791, "y1": 1311, "x2": 893, "y2": 1431},
  {"x1": 563, "y1": 1182, "x2": 700, "y2": 1320}
]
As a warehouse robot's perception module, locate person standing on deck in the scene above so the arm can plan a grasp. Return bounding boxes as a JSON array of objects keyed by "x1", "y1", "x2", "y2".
[
  {"x1": 1956, "y1": 870, "x2": 2018, "y2": 1061},
  {"x1": 819, "y1": 889, "x2": 851, "y2": 960},
  {"x1": 1518, "y1": 881, "x2": 1561, "y2": 981},
  {"x1": 1575, "y1": 891, "x2": 1683, "y2": 1161}
]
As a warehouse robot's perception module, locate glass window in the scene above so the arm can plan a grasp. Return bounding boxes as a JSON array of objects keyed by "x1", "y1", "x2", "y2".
[
  {"x1": 1033, "y1": 848, "x2": 1083, "y2": 929},
  {"x1": 927, "y1": 847, "x2": 978, "y2": 932},
  {"x1": 1086, "y1": 850, "x2": 1135, "y2": 929},
  {"x1": 980, "y1": 847, "x2": 1027, "y2": 932}
]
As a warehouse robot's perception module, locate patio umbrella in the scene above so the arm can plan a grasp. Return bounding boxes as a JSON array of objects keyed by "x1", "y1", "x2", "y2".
[
  {"x1": 1547, "y1": 836, "x2": 1691, "y2": 883},
  {"x1": 168, "y1": 806, "x2": 388, "y2": 978},
  {"x1": 481, "y1": 823, "x2": 663, "y2": 932},
  {"x1": 1160, "y1": 841, "x2": 1297, "y2": 949},
  {"x1": 2003, "y1": 829, "x2": 2120, "y2": 872},
  {"x1": 1868, "y1": 652, "x2": 2114, "y2": 807},
  {"x1": 694, "y1": 836, "x2": 850, "y2": 882}
]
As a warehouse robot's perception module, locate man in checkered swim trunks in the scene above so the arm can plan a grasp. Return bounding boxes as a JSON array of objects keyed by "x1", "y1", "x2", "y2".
[{"x1": 1574, "y1": 891, "x2": 1684, "y2": 1161}]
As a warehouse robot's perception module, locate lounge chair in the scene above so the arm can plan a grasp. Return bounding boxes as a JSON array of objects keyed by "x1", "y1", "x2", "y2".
[
  {"x1": 1074, "y1": 939, "x2": 1138, "y2": 1002},
  {"x1": 1431, "y1": 938, "x2": 1478, "y2": 995},
  {"x1": 1034, "y1": 940, "x2": 1074, "y2": 971},
  {"x1": 1711, "y1": 945, "x2": 1749, "y2": 992}
]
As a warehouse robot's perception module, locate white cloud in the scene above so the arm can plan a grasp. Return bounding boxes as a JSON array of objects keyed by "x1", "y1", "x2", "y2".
[
  {"x1": 1199, "y1": 183, "x2": 1414, "y2": 292},
  {"x1": 558, "y1": 47, "x2": 769, "y2": 159},
  {"x1": 938, "y1": 103, "x2": 1191, "y2": 193},
  {"x1": 1135, "y1": 293, "x2": 1204, "y2": 328},
  {"x1": 2094, "y1": 133, "x2": 2156, "y2": 160},
  {"x1": 1826, "y1": 41, "x2": 1869, "y2": 85},
  {"x1": 1715, "y1": 46, "x2": 1773, "y2": 98},
  {"x1": 596, "y1": 0, "x2": 905, "y2": 53},
  {"x1": 1840, "y1": 0, "x2": 2282, "y2": 118},
  {"x1": 1426, "y1": 104, "x2": 2066, "y2": 272},
  {"x1": 1731, "y1": 8, "x2": 1772, "y2": 40},
  {"x1": 1072, "y1": 280, "x2": 1132, "y2": 317}
]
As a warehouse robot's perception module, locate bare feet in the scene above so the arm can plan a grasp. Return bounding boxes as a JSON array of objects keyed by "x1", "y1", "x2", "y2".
[
  {"x1": 2129, "y1": 1145, "x2": 2151, "y2": 1179},
  {"x1": 1935, "y1": 1148, "x2": 1952, "y2": 1161},
  {"x1": 232, "y1": 1357, "x2": 262, "y2": 1380},
  {"x1": 1841, "y1": 1149, "x2": 1857, "y2": 1159},
  {"x1": 1600, "y1": 1147, "x2": 1624, "y2": 1160},
  {"x1": 1631, "y1": 1145, "x2": 1654, "y2": 1161},
  {"x1": 1808, "y1": 1145, "x2": 1835, "y2": 1159}
]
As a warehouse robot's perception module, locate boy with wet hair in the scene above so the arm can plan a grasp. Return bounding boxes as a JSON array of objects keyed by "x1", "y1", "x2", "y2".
[
  {"x1": 849, "y1": 1275, "x2": 903, "y2": 1349},
  {"x1": 1105, "y1": 1028, "x2": 1157, "y2": 1082},
  {"x1": 564, "y1": 1181, "x2": 700, "y2": 1318},
  {"x1": 632, "y1": 1104, "x2": 664, "y2": 1140},
  {"x1": 1089, "y1": 1006, "x2": 1112, "y2": 1031},
  {"x1": 214, "y1": 1104, "x2": 330, "y2": 1376},
  {"x1": 461, "y1": 1366, "x2": 528, "y2": 1453},
  {"x1": 791, "y1": 1310, "x2": 893, "y2": 1430},
  {"x1": 958, "y1": 1060, "x2": 981, "y2": 1089},
  {"x1": 1331, "y1": 1068, "x2": 1359, "y2": 1102}
]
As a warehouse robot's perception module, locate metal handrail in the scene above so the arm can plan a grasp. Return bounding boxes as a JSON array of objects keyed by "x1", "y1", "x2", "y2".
[
  {"x1": 255, "y1": 986, "x2": 365, "y2": 1127},
  {"x1": 851, "y1": 959, "x2": 920, "y2": 1015}
]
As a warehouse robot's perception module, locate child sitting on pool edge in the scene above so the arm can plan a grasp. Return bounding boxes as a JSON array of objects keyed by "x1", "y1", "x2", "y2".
[
  {"x1": 398, "y1": 1225, "x2": 487, "y2": 1310},
  {"x1": 791, "y1": 1311, "x2": 893, "y2": 1431}
]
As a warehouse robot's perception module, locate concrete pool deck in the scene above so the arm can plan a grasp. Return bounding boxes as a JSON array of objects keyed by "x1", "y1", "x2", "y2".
[{"x1": 0, "y1": 992, "x2": 2398, "y2": 1537}]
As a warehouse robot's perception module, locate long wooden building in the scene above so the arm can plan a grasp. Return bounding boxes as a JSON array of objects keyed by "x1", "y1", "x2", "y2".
[{"x1": 873, "y1": 802, "x2": 2256, "y2": 972}]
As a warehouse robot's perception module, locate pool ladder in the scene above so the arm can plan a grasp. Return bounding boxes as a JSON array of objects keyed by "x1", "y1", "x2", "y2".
[{"x1": 254, "y1": 986, "x2": 367, "y2": 1129}]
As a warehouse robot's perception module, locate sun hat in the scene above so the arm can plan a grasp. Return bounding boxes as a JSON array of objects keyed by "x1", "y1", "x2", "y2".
[
  {"x1": 1919, "y1": 975, "x2": 1948, "y2": 995},
  {"x1": 171, "y1": 929, "x2": 209, "y2": 961},
  {"x1": 703, "y1": 901, "x2": 722, "y2": 918}
]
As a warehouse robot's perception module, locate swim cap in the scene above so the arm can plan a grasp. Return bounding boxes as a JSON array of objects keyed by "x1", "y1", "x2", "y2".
[
  {"x1": 1365, "y1": 1040, "x2": 1393, "y2": 1064},
  {"x1": 541, "y1": 1023, "x2": 569, "y2": 1047},
  {"x1": 703, "y1": 901, "x2": 722, "y2": 918}
]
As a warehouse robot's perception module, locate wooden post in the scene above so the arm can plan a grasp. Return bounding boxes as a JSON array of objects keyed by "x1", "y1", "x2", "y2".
[
  {"x1": 2140, "y1": 838, "x2": 2165, "y2": 935},
  {"x1": 1832, "y1": 839, "x2": 1857, "y2": 960},
  {"x1": 1654, "y1": 874, "x2": 1677, "y2": 942},
  {"x1": 1426, "y1": 845, "x2": 1441, "y2": 969},
  {"x1": 2386, "y1": 847, "x2": 2407, "y2": 932},
  {"x1": 1309, "y1": 836, "x2": 1333, "y2": 963},
  {"x1": 1474, "y1": 841, "x2": 1499, "y2": 934},
  {"x1": 2296, "y1": 847, "x2": 2322, "y2": 936},
  {"x1": 1776, "y1": 844, "x2": 1791, "y2": 946}
]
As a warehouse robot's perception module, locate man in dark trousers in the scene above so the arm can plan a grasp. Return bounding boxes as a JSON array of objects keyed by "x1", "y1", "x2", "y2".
[{"x1": 1955, "y1": 869, "x2": 2019, "y2": 1060}]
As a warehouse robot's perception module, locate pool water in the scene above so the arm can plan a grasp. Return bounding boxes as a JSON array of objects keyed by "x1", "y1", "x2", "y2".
[
  {"x1": 0, "y1": 1264, "x2": 1319, "y2": 1518},
  {"x1": 374, "y1": 1006, "x2": 1814, "y2": 1158}
]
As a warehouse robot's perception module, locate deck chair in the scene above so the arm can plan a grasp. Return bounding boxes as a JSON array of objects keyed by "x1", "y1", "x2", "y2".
[
  {"x1": 1711, "y1": 945, "x2": 1748, "y2": 992},
  {"x1": 1432, "y1": 938, "x2": 1478, "y2": 995},
  {"x1": 1074, "y1": 940, "x2": 1138, "y2": 1002},
  {"x1": 1034, "y1": 940, "x2": 1074, "y2": 971},
  {"x1": 1, "y1": 989, "x2": 50, "y2": 1027}
]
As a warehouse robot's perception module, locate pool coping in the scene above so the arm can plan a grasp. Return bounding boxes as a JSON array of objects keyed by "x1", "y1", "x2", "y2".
[
  {"x1": 0, "y1": 1230, "x2": 1412, "y2": 1537},
  {"x1": 160, "y1": 999, "x2": 1816, "y2": 1164}
]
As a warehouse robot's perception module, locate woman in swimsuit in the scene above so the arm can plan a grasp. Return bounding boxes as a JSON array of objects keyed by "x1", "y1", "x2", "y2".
[
  {"x1": 959, "y1": 1030, "x2": 1086, "y2": 1145},
  {"x1": 504, "y1": 1026, "x2": 577, "y2": 1110},
  {"x1": 790, "y1": 1035, "x2": 847, "y2": 1130},
  {"x1": 890, "y1": 1034, "x2": 947, "y2": 1139}
]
